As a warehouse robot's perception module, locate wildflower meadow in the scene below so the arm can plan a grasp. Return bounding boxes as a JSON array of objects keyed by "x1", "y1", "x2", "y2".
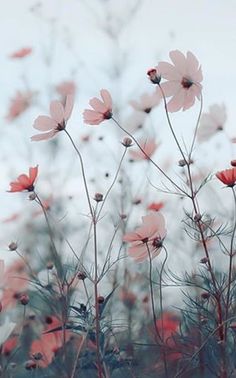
[{"x1": 1, "y1": 1, "x2": 236, "y2": 377}]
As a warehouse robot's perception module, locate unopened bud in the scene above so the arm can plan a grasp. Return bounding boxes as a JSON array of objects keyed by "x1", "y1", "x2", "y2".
[
  {"x1": 77, "y1": 271, "x2": 87, "y2": 280},
  {"x1": 19, "y1": 294, "x2": 29, "y2": 306},
  {"x1": 147, "y1": 68, "x2": 161, "y2": 84},
  {"x1": 201, "y1": 292, "x2": 210, "y2": 300},
  {"x1": 231, "y1": 160, "x2": 236, "y2": 167},
  {"x1": 29, "y1": 193, "x2": 36, "y2": 201},
  {"x1": 94, "y1": 193, "x2": 103, "y2": 202},
  {"x1": 178, "y1": 159, "x2": 186, "y2": 167},
  {"x1": 194, "y1": 213, "x2": 202, "y2": 222},
  {"x1": 122, "y1": 137, "x2": 133, "y2": 147},
  {"x1": 97, "y1": 296, "x2": 104, "y2": 304},
  {"x1": 200, "y1": 257, "x2": 209, "y2": 264},
  {"x1": 8, "y1": 242, "x2": 17, "y2": 251},
  {"x1": 46, "y1": 261, "x2": 54, "y2": 270}
]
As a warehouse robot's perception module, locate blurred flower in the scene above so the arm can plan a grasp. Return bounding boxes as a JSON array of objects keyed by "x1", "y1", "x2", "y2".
[
  {"x1": 129, "y1": 140, "x2": 159, "y2": 160},
  {"x1": 6, "y1": 91, "x2": 33, "y2": 121},
  {"x1": 197, "y1": 104, "x2": 227, "y2": 142},
  {"x1": 130, "y1": 91, "x2": 161, "y2": 113},
  {"x1": 0, "y1": 260, "x2": 29, "y2": 310},
  {"x1": 56, "y1": 80, "x2": 76, "y2": 97},
  {"x1": 0, "y1": 317, "x2": 16, "y2": 345},
  {"x1": 2, "y1": 336, "x2": 18, "y2": 356},
  {"x1": 216, "y1": 168, "x2": 236, "y2": 187},
  {"x1": 8, "y1": 166, "x2": 38, "y2": 192},
  {"x1": 9, "y1": 47, "x2": 32, "y2": 59},
  {"x1": 157, "y1": 50, "x2": 203, "y2": 112},
  {"x1": 123, "y1": 111, "x2": 147, "y2": 133},
  {"x1": 119, "y1": 288, "x2": 137, "y2": 309},
  {"x1": 30, "y1": 317, "x2": 71, "y2": 368},
  {"x1": 83, "y1": 89, "x2": 112, "y2": 125},
  {"x1": 147, "y1": 202, "x2": 164, "y2": 211},
  {"x1": 2, "y1": 213, "x2": 21, "y2": 223},
  {"x1": 31, "y1": 95, "x2": 74, "y2": 141},
  {"x1": 156, "y1": 312, "x2": 181, "y2": 360},
  {"x1": 123, "y1": 213, "x2": 166, "y2": 262}
]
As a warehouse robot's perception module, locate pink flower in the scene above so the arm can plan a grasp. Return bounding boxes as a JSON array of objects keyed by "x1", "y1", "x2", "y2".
[
  {"x1": 83, "y1": 89, "x2": 112, "y2": 125},
  {"x1": 147, "y1": 202, "x2": 164, "y2": 212},
  {"x1": 157, "y1": 50, "x2": 203, "y2": 112},
  {"x1": 197, "y1": 104, "x2": 226, "y2": 142},
  {"x1": 6, "y1": 91, "x2": 33, "y2": 121},
  {"x1": 123, "y1": 213, "x2": 166, "y2": 263},
  {"x1": 216, "y1": 168, "x2": 236, "y2": 187},
  {"x1": 9, "y1": 47, "x2": 32, "y2": 59},
  {"x1": 56, "y1": 81, "x2": 76, "y2": 100},
  {"x1": 130, "y1": 91, "x2": 161, "y2": 113},
  {"x1": 129, "y1": 140, "x2": 159, "y2": 160},
  {"x1": 8, "y1": 166, "x2": 38, "y2": 192},
  {"x1": 31, "y1": 95, "x2": 74, "y2": 141}
]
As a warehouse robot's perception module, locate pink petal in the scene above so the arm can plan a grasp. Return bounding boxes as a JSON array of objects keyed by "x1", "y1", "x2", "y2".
[
  {"x1": 89, "y1": 98, "x2": 107, "y2": 113},
  {"x1": 64, "y1": 94, "x2": 74, "y2": 121},
  {"x1": 182, "y1": 89, "x2": 196, "y2": 111},
  {"x1": 160, "y1": 81, "x2": 181, "y2": 98},
  {"x1": 186, "y1": 51, "x2": 199, "y2": 74},
  {"x1": 17, "y1": 174, "x2": 30, "y2": 187},
  {"x1": 100, "y1": 89, "x2": 112, "y2": 109},
  {"x1": 8, "y1": 183, "x2": 25, "y2": 192},
  {"x1": 83, "y1": 110, "x2": 104, "y2": 125},
  {"x1": 169, "y1": 50, "x2": 186, "y2": 75},
  {"x1": 31, "y1": 130, "x2": 57, "y2": 141},
  {"x1": 167, "y1": 88, "x2": 186, "y2": 112},
  {"x1": 33, "y1": 116, "x2": 57, "y2": 131},
  {"x1": 158, "y1": 62, "x2": 182, "y2": 81},
  {"x1": 50, "y1": 101, "x2": 64, "y2": 123},
  {"x1": 29, "y1": 166, "x2": 38, "y2": 184}
]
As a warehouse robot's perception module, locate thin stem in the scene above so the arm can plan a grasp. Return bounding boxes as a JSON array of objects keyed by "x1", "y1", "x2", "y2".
[{"x1": 111, "y1": 117, "x2": 188, "y2": 197}]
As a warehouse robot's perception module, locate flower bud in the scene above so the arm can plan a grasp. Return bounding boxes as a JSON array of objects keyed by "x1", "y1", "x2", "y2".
[
  {"x1": 29, "y1": 192, "x2": 36, "y2": 201},
  {"x1": 194, "y1": 213, "x2": 202, "y2": 222},
  {"x1": 8, "y1": 242, "x2": 17, "y2": 251},
  {"x1": 19, "y1": 294, "x2": 29, "y2": 306},
  {"x1": 201, "y1": 292, "x2": 210, "y2": 300},
  {"x1": 147, "y1": 68, "x2": 161, "y2": 84},
  {"x1": 178, "y1": 159, "x2": 186, "y2": 167},
  {"x1": 77, "y1": 271, "x2": 87, "y2": 280},
  {"x1": 94, "y1": 193, "x2": 103, "y2": 202},
  {"x1": 231, "y1": 160, "x2": 236, "y2": 167},
  {"x1": 97, "y1": 296, "x2": 105, "y2": 304},
  {"x1": 122, "y1": 137, "x2": 133, "y2": 147},
  {"x1": 46, "y1": 261, "x2": 54, "y2": 270},
  {"x1": 200, "y1": 257, "x2": 208, "y2": 264}
]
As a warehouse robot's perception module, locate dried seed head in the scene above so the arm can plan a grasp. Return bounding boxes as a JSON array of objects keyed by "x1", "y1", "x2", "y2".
[{"x1": 194, "y1": 213, "x2": 202, "y2": 222}]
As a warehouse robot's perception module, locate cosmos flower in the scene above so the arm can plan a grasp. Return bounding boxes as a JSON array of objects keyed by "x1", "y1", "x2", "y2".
[
  {"x1": 6, "y1": 91, "x2": 33, "y2": 121},
  {"x1": 197, "y1": 104, "x2": 227, "y2": 142},
  {"x1": 83, "y1": 89, "x2": 112, "y2": 125},
  {"x1": 9, "y1": 47, "x2": 32, "y2": 59},
  {"x1": 157, "y1": 50, "x2": 203, "y2": 112},
  {"x1": 129, "y1": 140, "x2": 159, "y2": 160},
  {"x1": 216, "y1": 168, "x2": 236, "y2": 187},
  {"x1": 123, "y1": 213, "x2": 166, "y2": 262},
  {"x1": 31, "y1": 95, "x2": 74, "y2": 141},
  {"x1": 130, "y1": 91, "x2": 161, "y2": 113},
  {"x1": 8, "y1": 166, "x2": 38, "y2": 193}
]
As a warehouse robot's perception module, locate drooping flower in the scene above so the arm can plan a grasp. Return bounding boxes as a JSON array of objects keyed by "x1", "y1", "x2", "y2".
[
  {"x1": 83, "y1": 89, "x2": 112, "y2": 125},
  {"x1": 129, "y1": 140, "x2": 159, "y2": 161},
  {"x1": 8, "y1": 166, "x2": 38, "y2": 193},
  {"x1": 9, "y1": 47, "x2": 32, "y2": 59},
  {"x1": 123, "y1": 213, "x2": 166, "y2": 262},
  {"x1": 157, "y1": 50, "x2": 203, "y2": 112},
  {"x1": 6, "y1": 91, "x2": 33, "y2": 121},
  {"x1": 31, "y1": 95, "x2": 74, "y2": 141},
  {"x1": 130, "y1": 91, "x2": 161, "y2": 113},
  {"x1": 197, "y1": 104, "x2": 227, "y2": 142},
  {"x1": 216, "y1": 168, "x2": 236, "y2": 187}
]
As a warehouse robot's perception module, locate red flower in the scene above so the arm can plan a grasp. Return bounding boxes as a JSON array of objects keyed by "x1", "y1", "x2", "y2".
[
  {"x1": 216, "y1": 168, "x2": 236, "y2": 187},
  {"x1": 8, "y1": 166, "x2": 38, "y2": 192},
  {"x1": 147, "y1": 202, "x2": 164, "y2": 211},
  {"x1": 83, "y1": 89, "x2": 112, "y2": 125},
  {"x1": 9, "y1": 47, "x2": 32, "y2": 59}
]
